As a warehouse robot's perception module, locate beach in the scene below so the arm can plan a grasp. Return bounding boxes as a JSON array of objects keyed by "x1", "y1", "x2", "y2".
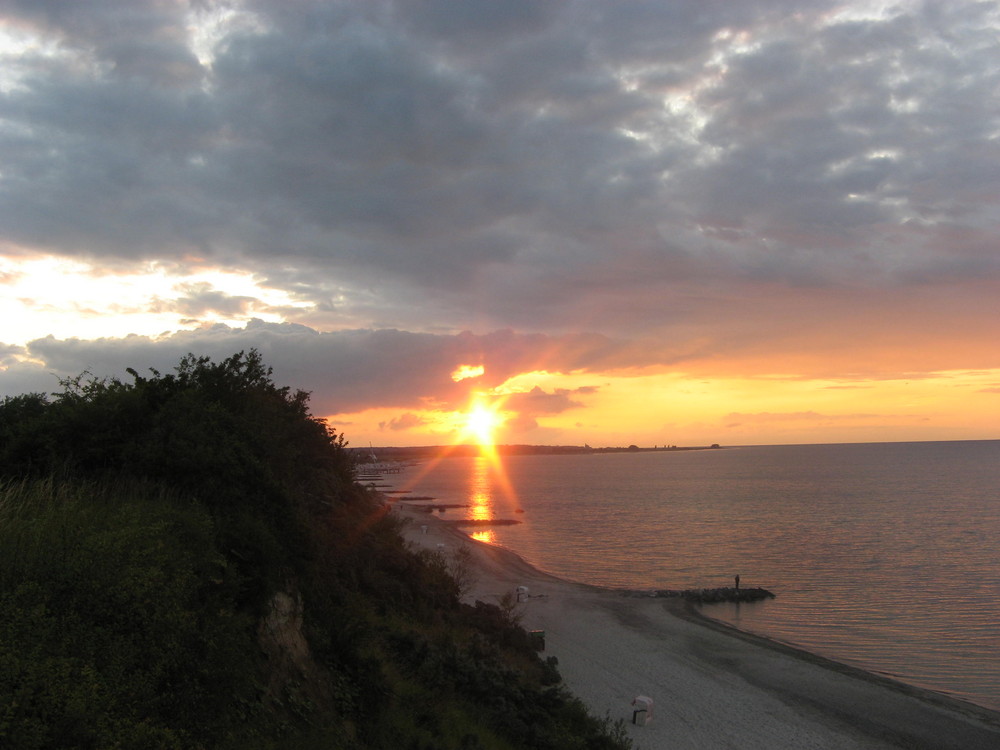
[{"x1": 397, "y1": 503, "x2": 1000, "y2": 750}]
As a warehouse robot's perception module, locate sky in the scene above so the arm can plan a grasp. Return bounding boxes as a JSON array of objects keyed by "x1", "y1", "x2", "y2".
[{"x1": 1, "y1": 0, "x2": 999, "y2": 449}]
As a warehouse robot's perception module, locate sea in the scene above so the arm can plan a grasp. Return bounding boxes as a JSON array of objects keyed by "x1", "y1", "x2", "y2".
[{"x1": 380, "y1": 441, "x2": 1000, "y2": 713}]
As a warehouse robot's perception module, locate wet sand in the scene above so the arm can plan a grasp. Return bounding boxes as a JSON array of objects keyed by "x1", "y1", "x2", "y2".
[{"x1": 397, "y1": 503, "x2": 1000, "y2": 750}]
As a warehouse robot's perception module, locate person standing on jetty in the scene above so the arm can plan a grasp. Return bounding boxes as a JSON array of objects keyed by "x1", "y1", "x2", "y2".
[{"x1": 735, "y1": 574, "x2": 740, "y2": 592}]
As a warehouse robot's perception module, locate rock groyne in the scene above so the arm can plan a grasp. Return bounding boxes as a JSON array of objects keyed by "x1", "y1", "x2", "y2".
[{"x1": 623, "y1": 586, "x2": 775, "y2": 604}]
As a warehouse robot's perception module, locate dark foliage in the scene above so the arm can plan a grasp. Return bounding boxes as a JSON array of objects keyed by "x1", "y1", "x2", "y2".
[
  {"x1": 0, "y1": 479, "x2": 256, "y2": 749},
  {"x1": 0, "y1": 351, "x2": 353, "y2": 509}
]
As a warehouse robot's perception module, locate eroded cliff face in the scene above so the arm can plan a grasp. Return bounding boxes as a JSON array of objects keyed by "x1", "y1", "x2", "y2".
[
  {"x1": 259, "y1": 590, "x2": 311, "y2": 668},
  {"x1": 258, "y1": 585, "x2": 331, "y2": 710}
]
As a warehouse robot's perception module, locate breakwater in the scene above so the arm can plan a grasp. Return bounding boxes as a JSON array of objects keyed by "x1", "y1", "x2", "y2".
[{"x1": 623, "y1": 586, "x2": 775, "y2": 604}]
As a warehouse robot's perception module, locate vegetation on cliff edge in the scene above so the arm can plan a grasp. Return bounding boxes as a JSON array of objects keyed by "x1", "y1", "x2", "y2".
[{"x1": 0, "y1": 351, "x2": 630, "y2": 750}]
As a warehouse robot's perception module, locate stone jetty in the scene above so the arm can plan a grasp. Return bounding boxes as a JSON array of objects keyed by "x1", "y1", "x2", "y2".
[{"x1": 623, "y1": 586, "x2": 775, "y2": 604}]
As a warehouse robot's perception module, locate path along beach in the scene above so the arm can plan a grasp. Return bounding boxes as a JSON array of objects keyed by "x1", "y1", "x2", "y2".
[{"x1": 396, "y1": 503, "x2": 1000, "y2": 750}]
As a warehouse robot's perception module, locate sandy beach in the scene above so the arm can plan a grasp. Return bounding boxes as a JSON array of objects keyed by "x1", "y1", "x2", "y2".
[{"x1": 396, "y1": 503, "x2": 1000, "y2": 750}]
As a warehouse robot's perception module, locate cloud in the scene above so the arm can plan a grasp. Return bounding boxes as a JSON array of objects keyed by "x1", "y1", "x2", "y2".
[
  {"x1": 157, "y1": 283, "x2": 259, "y2": 318},
  {"x1": 503, "y1": 413, "x2": 539, "y2": 435},
  {"x1": 0, "y1": 342, "x2": 24, "y2": 364},
  {"x1": 502, "y1": 385, "x2": 593, "y2": 416},
  {"x1": 2, "y1": 320, "x2": 632, "y2": 415},
  {"x1": 723, "y1": 410, "x2": 908, "y2": 424},
  {"x1": 0, "y1": 1, "x2": 203, "y2": 91},
  {"x1": 379, "y1": 412, "x2": 427, "y2": 432},
  {"x1": 1, "y1": 0, "x2": 999, "y2": 388},
  {"x1": 0, "y1": 353, "x2": 62, "y2": 396}
]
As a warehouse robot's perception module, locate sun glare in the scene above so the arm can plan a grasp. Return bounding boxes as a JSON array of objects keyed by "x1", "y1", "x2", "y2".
[{"x1": 465, "y1": 402, "x2": 502, "y2": 447}]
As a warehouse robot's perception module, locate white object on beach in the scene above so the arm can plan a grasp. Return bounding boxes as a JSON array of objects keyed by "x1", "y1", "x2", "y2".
[
  {"x1": 421, "y1": 524, "x2": 428, "y2": 534},
  {"x1": 516, "y1": 585, "x2": 530, "y2": 602},
  {"x1": 631, "y1": 695, "x2": 653, "y2": 726}
]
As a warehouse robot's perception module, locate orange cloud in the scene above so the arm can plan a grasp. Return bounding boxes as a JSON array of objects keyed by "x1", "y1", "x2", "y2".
[{"x1": 451, "y1": 364, "x2": 485, "y2": 382}]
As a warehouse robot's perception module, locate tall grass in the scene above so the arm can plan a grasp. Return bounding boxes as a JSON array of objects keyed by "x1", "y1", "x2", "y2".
[
  {"x1": 0, "y1": 475, "x2": 256, "y2": 750},
  {"x1": 0, "y1": 476, "x2": 201, "y2": 587}
]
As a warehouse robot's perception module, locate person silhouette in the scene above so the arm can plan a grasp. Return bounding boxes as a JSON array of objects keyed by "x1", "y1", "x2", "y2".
[{"x1": 735, "y1": 574, "x2": 740, "y2": 592}]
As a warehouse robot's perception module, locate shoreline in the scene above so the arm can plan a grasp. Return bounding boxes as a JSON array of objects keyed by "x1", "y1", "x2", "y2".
[
  {"x1": 674, "y1": 600, "x2": 1000, "y2": 727},
  {"x1": 395, "y1": 502, "x2": 1000, "y2": 749}
]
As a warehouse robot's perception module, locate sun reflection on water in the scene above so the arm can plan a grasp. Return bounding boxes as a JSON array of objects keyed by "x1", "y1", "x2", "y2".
[
  {"x1": 468, "y1": 454, "x2": 495, "y2": 543},
  {"x1": 466, "y1": 449, "x2": 518, "y2": 544}
]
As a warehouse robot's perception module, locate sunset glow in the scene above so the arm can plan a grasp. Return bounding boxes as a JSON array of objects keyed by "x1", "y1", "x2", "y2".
[{"x1": 2, "y1": 1, "x2": 999, "y2": 449}]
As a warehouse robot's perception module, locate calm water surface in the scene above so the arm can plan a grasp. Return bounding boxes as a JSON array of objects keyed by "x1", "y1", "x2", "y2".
[{"x1": 388, "y1": 441, "x2": 1000, "y2": 712}]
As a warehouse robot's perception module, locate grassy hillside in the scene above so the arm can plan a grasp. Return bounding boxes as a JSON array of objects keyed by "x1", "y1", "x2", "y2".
[{"x1": 0, "y1": 351, "x2": 630, "y2": 749}]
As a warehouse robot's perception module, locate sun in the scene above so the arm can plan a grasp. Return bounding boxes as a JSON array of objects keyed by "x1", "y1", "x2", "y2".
[{"x1": 465, "y1": 402, "x2": 502, "y2": 447}]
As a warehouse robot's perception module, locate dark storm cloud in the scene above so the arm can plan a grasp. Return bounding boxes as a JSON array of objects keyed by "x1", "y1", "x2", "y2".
[
  {"x1": 1, "y1": 0, "x2": 999, "y2": 345},
  {"x1": 8, "y1": 320, "x2": 631, "y2": 415}
]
